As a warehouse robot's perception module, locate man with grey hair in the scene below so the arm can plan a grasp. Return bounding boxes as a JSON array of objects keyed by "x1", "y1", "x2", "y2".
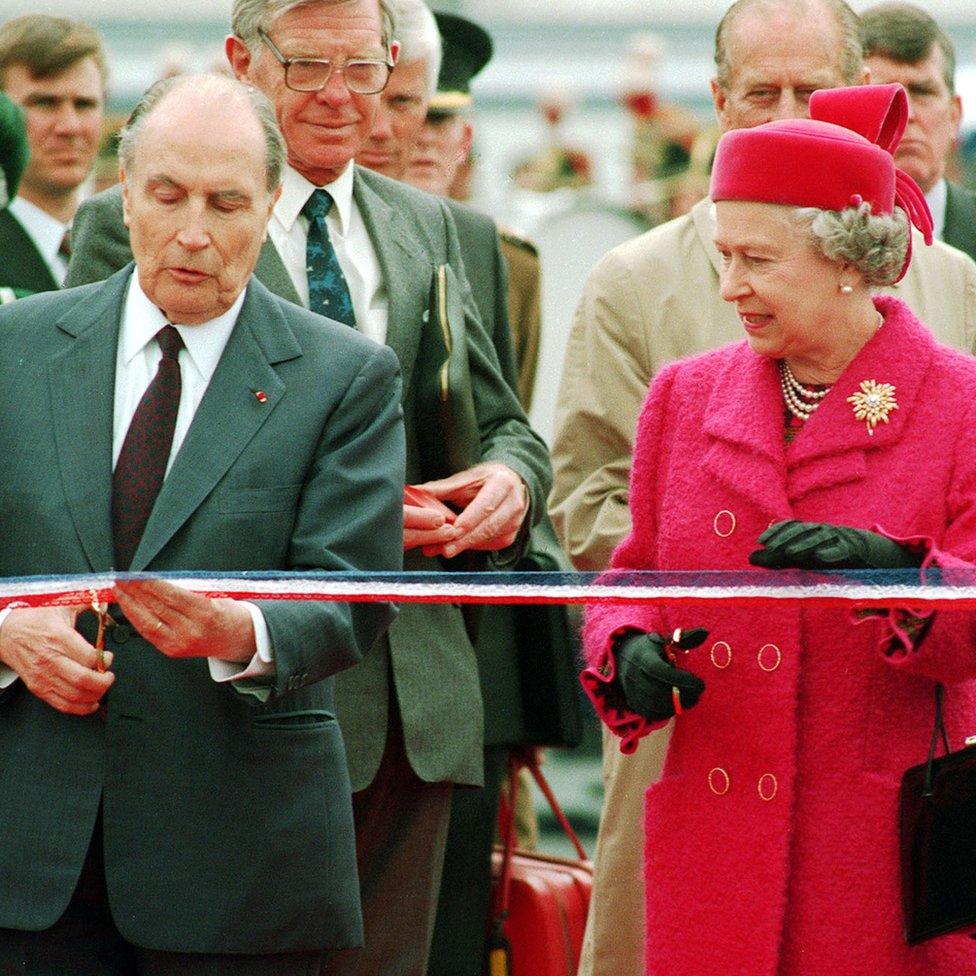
[
  {"x1": 0, "y1": 71, "x2": 405, "y2": 976},
  {"x1": 861, "y1": 2, "x2": 976, "y2": 261},
  {"x1": 67, "y1": 4, "x2": 550, "y2": 976},
  {"x1": 550, "y1": 1, "x2": 976, "y2": 974}
]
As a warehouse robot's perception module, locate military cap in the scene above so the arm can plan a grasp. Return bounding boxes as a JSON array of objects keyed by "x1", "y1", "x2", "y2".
[{"x1": 429, "y1": 11, "x2": 492, "y2": 115}]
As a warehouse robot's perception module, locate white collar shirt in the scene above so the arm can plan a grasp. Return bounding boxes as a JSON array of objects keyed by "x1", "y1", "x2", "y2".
[
  {"x1": 9, "y1": 196, "x2": 70, "y2": 284},
  {"x1": 267, "y1": 162, "x2": 389, "y2": 345},
  {"x1": 113, "y1": 274, "x2": 245, "y2": 474},
  {"x1": 925, "y1": 179, "x2": 948, "y2": 243}
]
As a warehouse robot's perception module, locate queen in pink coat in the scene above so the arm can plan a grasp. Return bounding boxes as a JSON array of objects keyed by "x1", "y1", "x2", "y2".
[{"x1": 582, "y1": 84, "x2": 976, "y2": 976}]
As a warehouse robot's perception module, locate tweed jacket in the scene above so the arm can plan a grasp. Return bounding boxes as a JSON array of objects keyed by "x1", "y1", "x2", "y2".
[
  {"x1": 582, "y1": 297, "x2": 976, "y2": 976},
  {"x1": 550, "y1": 197, "x2": 976, "y2": 573},
  {"x1": 0, "y1": 268, "x2": 404, "y2": 953},
  {"x1": 67, "y1": 168, "x2": 551, "y2": 790}
]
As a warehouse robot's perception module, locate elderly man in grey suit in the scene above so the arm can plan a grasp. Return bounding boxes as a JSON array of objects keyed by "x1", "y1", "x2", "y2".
[
  {"x1": 550, "y1": 2, "x2": 976, "y2": 975},
  {"x1": 67, "y1": 3, "x2": 550, "y2": 975},
  {"x1": 0, "y1": 73, "x2": 404, "y2": 976}
]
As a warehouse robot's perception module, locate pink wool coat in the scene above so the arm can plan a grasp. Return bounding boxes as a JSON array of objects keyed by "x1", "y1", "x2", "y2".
[{"x1": 582, "y1": 297, "x2": 976, "y2": 976}]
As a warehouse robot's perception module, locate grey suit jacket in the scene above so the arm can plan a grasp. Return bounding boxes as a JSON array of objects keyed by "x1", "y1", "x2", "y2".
[
  {"x1": 944, "y1": 180, "x2": 976, "y2": 264},
  {"x1": 68, "y1": 168, "x2": 552, "y2": 790},
  {"x1": 0, "y1": 267, "x2": 405, "y2": 952}
]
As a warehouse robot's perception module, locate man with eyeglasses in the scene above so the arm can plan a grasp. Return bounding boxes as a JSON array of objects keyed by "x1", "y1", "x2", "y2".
[{"x1": 67, "y1": 4, "x2": 550, "y2": 976}]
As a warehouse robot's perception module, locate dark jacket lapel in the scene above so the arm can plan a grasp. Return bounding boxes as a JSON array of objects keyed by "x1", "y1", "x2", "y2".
[
  {"x1": 0, "y1": 209, "x2": 60, "y2": 293},
  {"x1": 942, "y1": 181, "x2": 976, "y2": 263},
  {"x1": 254, "y1": 237, "x2": 303, "y2": 306},
  {"x1": 46, "y1": 267, "x2": 131, "y2": 570},
  {"x1": 131, "y1": 280, "x2": 301, "y2": 570}
]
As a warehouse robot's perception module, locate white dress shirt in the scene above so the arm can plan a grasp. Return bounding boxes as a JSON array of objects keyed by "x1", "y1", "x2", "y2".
[
  {"x1": 925, "y1": 179, "x2": 948, "y2": 243},
  {"x1": 0, "y1": 276, "x2": 274, "y2": 693},
  {"x1": 267, "y1": 162, "x2": 389, "y2": 344},
  {"x1": 8, "y1": 196, "x2": 70, "y2": 285}
]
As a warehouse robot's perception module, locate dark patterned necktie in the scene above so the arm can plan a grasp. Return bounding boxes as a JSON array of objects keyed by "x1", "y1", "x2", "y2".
[
  {"x1": 112, "y1": 325, "x2": 184, "y2": 570},
  {"x1": 303, "y1": 188, "x2": 356, "y2": 327}
]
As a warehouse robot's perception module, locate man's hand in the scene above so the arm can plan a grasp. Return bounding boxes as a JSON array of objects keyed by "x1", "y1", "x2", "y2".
[
  {"x1": 114, "y1": 579, "x2": 256, "y2": 663},
  {"x1": 410, "y1": 462, "x2": 529, "y2": 559},
  {"x1": 0, "y1": 606, "x2": 114, "y2": 715}
]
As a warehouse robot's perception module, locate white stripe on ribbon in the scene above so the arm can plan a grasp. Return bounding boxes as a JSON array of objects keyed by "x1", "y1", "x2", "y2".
[{"x1": 3, "y1": 570, "x2": 976, "y2": 611}]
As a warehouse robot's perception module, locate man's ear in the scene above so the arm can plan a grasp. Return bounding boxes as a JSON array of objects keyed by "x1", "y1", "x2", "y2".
[
  {"x1": 951, "y1": 93, "x2": 963, "y2": 135},
  {"x1": 460, "y1": 120, "x2": 473, "y2": 159},
  {"x1": 711, "y1": 77, "x2": 729, "y2": 129},
  {"x1": 120, "y1": 167, "x2": 131, "y2": 229},
  {"x1": 225, "y1": 34, "x2": 252, "y2": 81}
]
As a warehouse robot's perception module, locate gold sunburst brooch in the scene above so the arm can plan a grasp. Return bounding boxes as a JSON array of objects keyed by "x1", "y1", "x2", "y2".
[{"x1": 847, "y1": 379, "x2": 898, "y2": 435}]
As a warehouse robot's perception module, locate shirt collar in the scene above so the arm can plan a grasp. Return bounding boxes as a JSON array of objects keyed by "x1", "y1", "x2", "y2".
[
  {"x1": 9, "y1": 196, "x2": 68, "y2": 262},
  {"x1": 120, "y1": 271, "x2": 248, "y2": 380},
  {"x1": 275, "y1": 161, "x2": 355, "y2": 236},
  {"x1": 925, "y1": 178, "x2": 947, "y2": 242}
]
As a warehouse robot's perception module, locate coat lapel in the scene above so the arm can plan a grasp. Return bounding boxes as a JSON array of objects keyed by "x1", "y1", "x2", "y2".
[
  {"x1": 46, "y1": 268, "x2": 132, "y2": 570},
  {"x1": 699, "y1": 342, "x2": 791, "y2": 521},
  {"x1": 353, "y1": 167, "x2": 431, "y2": 398},
  {"x1": 786, "y1": 296, "x2": 934, "y2": 502},
  {"x1": 254, "y1": 237, "x2": 303, "y2": 306},
  {"x1": 130, "y1": 281, "x2": 301, "y2": 569}
]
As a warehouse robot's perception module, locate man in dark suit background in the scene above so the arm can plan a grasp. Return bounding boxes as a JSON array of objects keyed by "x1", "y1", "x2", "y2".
[
  {"x1": 66, "y1": 2, "x2": 551, "y2": 974},
  {"x1": 862, "y1": 2, "x2": 976, "y2": 262},
  {"x1": 0, "y1": 72, "x2": 404, "y2": 975},
  {"x1": 0, "y1": 15, "x2": 107, "y2": 292}
]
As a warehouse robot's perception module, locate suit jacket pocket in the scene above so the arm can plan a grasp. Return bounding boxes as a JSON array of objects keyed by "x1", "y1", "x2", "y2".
[
  {"x1": 252, "y1": 709, "x2": 335, "y2": 731},
  {"x1": 215, "y1": 484, "x2": 302, "y2": 514}
]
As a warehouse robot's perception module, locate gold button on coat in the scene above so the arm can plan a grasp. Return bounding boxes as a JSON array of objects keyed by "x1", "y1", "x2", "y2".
[
  {"x1": 708, "y1": 767, "x2": 731, "y2": 796},
  {"x1": 758, "y1": 773, "x2": 778, "y2": 801},
  {"x1": 757, "y1": 643, "x2": 782, "y2": 672},
  {"x1": 713, "y1": 510, "x2": 736, "y2": 538},
  {"x1": 710, "y1": 641, "x2": 732, "y2": 669}
]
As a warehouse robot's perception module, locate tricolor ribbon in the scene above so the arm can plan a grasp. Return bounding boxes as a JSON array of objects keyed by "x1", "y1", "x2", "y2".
[{"x1": 4, "y1": 569, "x2": 976, "y2": 611}]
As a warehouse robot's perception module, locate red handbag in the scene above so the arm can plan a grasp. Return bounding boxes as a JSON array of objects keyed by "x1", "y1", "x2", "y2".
[{"x1": 488, "y1": 757, "x2": 593, "y2": 976}]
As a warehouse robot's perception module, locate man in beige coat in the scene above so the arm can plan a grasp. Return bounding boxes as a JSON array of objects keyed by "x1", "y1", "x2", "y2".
[{"x1": 550, "y1": 1, "x2": 976, "y2": 974}]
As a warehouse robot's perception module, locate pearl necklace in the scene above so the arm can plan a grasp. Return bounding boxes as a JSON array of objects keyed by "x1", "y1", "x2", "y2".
[{"x1": 779, "y1": 360, "x2": 831, "y2": 421}]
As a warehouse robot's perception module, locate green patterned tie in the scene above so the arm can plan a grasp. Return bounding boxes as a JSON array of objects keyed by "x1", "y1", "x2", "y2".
[{"x1": 303, "y1": 188, "x2": 356, "y2": 327}]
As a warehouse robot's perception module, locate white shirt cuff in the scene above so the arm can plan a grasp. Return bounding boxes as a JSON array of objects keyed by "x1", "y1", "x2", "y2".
[
  {"x1": 0, "y1": 607, "x2": 20, "y2": 688},
  {"x1": 207, "y1": 602, "x2": 276, "y2": 686}
]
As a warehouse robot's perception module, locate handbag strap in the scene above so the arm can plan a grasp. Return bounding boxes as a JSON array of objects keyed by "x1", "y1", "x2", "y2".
[
  {"x1": 521, "y1": 758, "x2": 589, "y2": 862},
  {"x1": 924, "y1": 683, "x2": 952, "y2": 797},
  {"x1": 493, "y1": 754, "x2": 590, "y2": 920}
]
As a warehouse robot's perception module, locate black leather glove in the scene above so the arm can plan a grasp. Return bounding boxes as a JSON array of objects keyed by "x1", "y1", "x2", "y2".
[
  {"x1": 613, "y1": 628, "x2": 708, "y2": 722},
  {"x1": 749, "y1": 520, "x2": 922, "y2": 570}
]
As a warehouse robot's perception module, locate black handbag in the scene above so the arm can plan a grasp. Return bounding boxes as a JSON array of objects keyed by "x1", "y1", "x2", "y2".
[{"x1": 899, "y1": 683, "x2": 976, "y2": 945}]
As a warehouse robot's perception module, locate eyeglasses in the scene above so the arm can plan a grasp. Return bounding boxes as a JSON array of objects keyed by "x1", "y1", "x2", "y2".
[{"x1": 258, "y1": 29, "x2": 393, "y2": 95}]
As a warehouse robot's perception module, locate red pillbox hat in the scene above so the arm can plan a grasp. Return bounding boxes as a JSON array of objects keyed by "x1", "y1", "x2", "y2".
[{"x1": 710, "y1": 84, "x2": 932, "y2": 280}]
